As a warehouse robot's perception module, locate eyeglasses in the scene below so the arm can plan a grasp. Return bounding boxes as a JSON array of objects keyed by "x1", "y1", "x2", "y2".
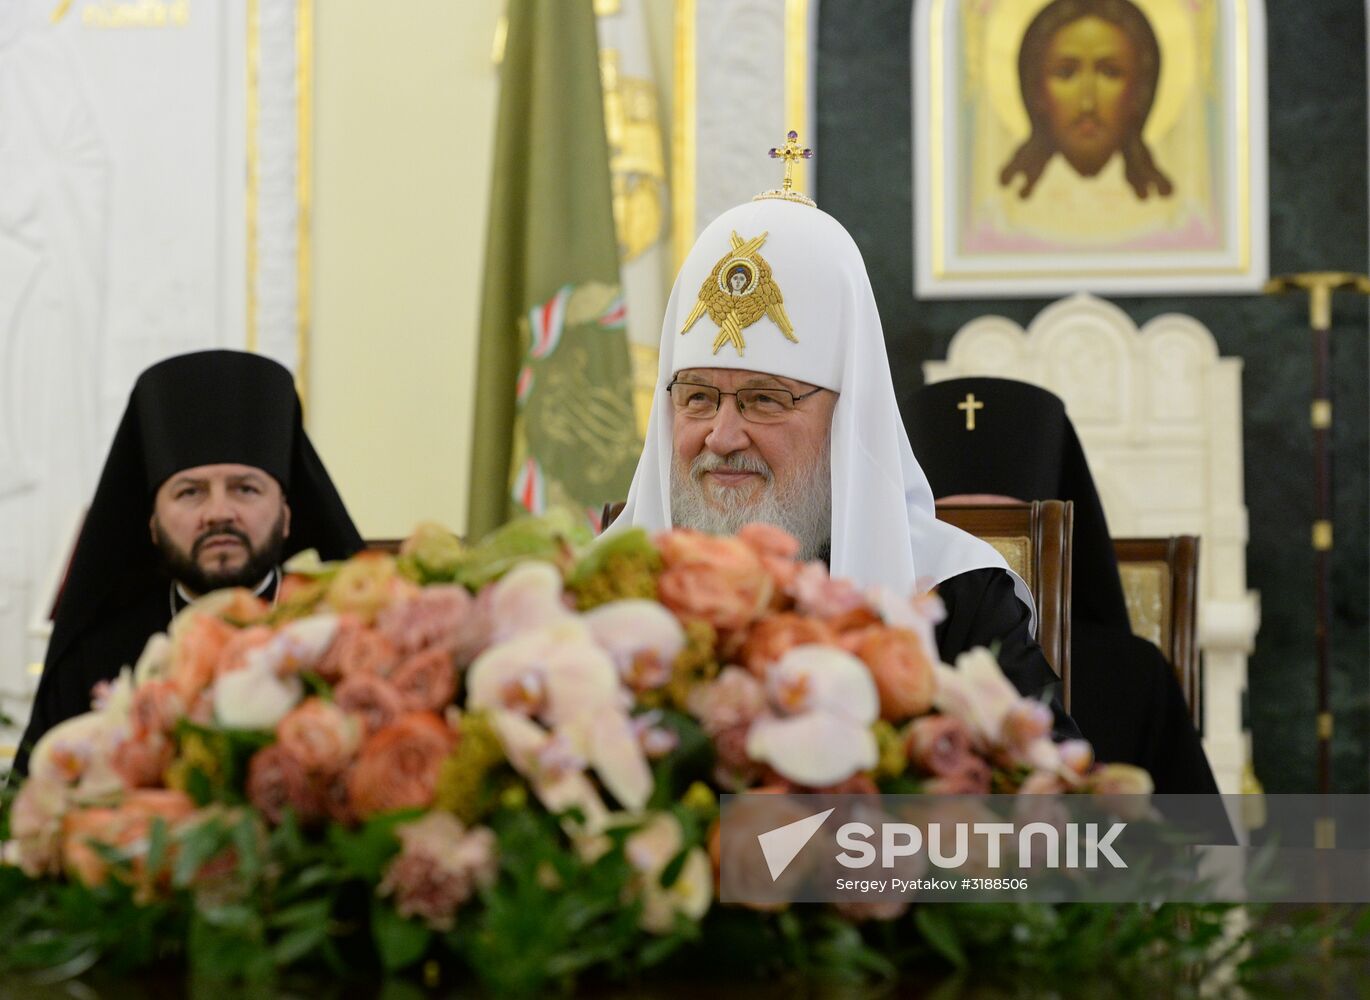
[{"x1": 665, "y1": 380, "x2": 825, "y2": 423}]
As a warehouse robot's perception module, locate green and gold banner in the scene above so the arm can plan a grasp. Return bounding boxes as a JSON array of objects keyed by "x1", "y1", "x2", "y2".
[{"x1": 468, "y1": 0, "x2": 640, "y2": 539}]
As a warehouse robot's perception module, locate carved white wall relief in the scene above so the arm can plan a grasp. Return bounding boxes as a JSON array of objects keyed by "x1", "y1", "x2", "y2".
[
  {"x1": 926, "y1": 293, "x2": 1260, "y2": 793},
  {"x1": 0, "y1": 0, "x2": 308, "y2": 757}
]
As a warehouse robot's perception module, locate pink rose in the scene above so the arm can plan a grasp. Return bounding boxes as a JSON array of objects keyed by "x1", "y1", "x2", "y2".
[
  {"x1": 347, "y1": 712, "x2": 455, "y2": 819},
  {"x1": 1001, "y1": 701, "x2": 1054, "y2": 751},
  {"x1": 376, "y1": 586, "x2": 486, "y2": 663},
  {"x1": 788, "y1": 561, "x2": 869, "y2": 620},
  {"x1": 687, "y1": 666, "x2": 767, "y2": 736},
  {"x1": 389, "y1": 647, "x2": 459, "y2": 713},
  {"x1": 378, "y1": 813, "x2": 498, "y2": 931},
  {"x1": 655, "y1": 530, "x2": 772, "y2": 633},
  {"x1": 276, "y1": 698, "x2": 362, "y2": 775},
  {"x1": 246, "y1": 743, "x2": 324, "y2": 826},
  {"x1": 922, "y1": 757, "x2": 992, "y2": 795},
  {"x1": 9, "y1": 776, "x2": 67, "y2": 877},
  {"x1": 317, "y1": 623, "x2": 401, "y2": 682},
  {"x1": 906, "y1": 715, "x2": 976, "y2": 777}
]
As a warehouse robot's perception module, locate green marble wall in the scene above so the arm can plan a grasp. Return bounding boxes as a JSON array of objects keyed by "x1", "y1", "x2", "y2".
[{"x1": 815, "y1": 0, "x2": 1369, "y2": 792}]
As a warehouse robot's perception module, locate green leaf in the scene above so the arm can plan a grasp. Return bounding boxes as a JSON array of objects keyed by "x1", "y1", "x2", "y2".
[
  {"x1": 267, "y1": 897, "x2": 333, "y2": 930},
  {"x1": 326, "y1": 810, "x2": 418, "y2": 881},
  {"x1": 271, "y1": 921, "x2": 330, "y2": 966},
  {"x1": 371, "y1": 899, "x2": 431, "y2": 972},
  {"x1": 914, "y1": 907, "x2": 968, "y2": 969},
  {"x1": 145, "y1": 816, "x2": 170, "y2": 880},
  {"x1": 173, "y1": 817, "x2": 231, "y2": 888}
]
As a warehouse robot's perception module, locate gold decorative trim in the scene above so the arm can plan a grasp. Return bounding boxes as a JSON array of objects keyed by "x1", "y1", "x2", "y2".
[
  {"x1": 783, "y1": 0, "x2": 809, "y2": 196},
  {"x1": 928, "y1": 0, "x2": 1253, "y2": 282},
  {"x1": 1311, "y1": 399, "x2": 1332, "y2": 429},
  {"x1": 296, "y1": 0, "x2": 313, "y2": 412},
  {"x1": 246, "y1": 0, "x2": 260, "y2": 352},
  {"x1": 1317, "y1": 712, "x2": 1334, "y2": 740},
  {"x1": 929, "y1": 0, "x2": 946, "y2": 279},
  {"x1": 671, "y1": 0, "x2": 696, "y2": 275},
  {"x1": 1313, "y1": 520, "x2": 1333, "y2": 551}
]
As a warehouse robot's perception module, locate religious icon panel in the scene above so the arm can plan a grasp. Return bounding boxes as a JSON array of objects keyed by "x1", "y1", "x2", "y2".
[{"x1": 913, "y1": 0, "x2": 1268, "y2": 297}]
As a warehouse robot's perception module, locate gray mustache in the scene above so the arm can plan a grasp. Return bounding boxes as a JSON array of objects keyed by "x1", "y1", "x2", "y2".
[{"x1": 691, "y1": 452, "x2": 773, "y2": 480}]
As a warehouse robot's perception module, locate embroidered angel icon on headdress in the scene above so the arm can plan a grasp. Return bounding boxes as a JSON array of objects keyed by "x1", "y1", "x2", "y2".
[{"x1": 678, "y1": 230, "x2": 797, "y2": 356}]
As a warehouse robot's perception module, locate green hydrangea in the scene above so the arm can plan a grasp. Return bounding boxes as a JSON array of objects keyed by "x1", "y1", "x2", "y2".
[
  {"x1": 567, "y1": 527, "x2": 663, "y2": 610},
  {"x1": 396, "y1": 522, "x2": 467, "y2": 584},
  {"x1": 435, "y1": 711, "x2": 510, "y2": 823},
  {"x1": 656, "y1": 619, "x2": 719, "y2": 712},
  {"x1": 454, "y1": 509, "x2": 593, "y2": 590},
  {"x1": 873, "y1": 720, "x2": 908, "y2": 779}
]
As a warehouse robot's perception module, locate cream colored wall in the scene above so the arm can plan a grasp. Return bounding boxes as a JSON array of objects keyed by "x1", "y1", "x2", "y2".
[{"x1": 310, "y1": 1, "x2": 502, "y2": 540}]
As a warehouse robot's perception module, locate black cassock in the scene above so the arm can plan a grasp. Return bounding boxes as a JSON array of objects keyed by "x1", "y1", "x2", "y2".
[
  {"x1": 934, "y1": 565, "x2": 1080, "y2": 741},
  {"x1": 907, "y1": 377, "x2": 1221, "y2": 795},
  {"x1": 16, "y1": 351, "x2": 361, "y2": 774}
]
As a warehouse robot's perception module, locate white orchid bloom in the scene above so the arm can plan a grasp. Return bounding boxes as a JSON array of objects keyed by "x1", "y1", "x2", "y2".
[
  {"x1": 489, "y1": 710, "x2": 610, "y2": 832},
  {"x1": 212, "y1": 655, "x2": 303, "y2": 729},
  {"x1": 582, "y1": 600, "x2": 686, "y2": 690},
  {"x1": 488, "y1": 561, "x2": 574, "y2": 642},
  {"x1": 625, "y1": 813, "x2": 713, "y2": 933},
  {"x1": 746, "y1": 645, "x2": 879, "y2": 787},
  {"x1": 132, "y1": 633, "x2": 173, "y2": 685},
  {"x1": 932, "y1": 647, "x2": 1023, "y2": 750},
  {"x1": 470, "y1": 617, "x2": 652, "y2": 812}
]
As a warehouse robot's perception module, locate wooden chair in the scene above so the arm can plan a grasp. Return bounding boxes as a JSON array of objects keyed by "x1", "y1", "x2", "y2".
[
  {"x1": 1113, "y1": 535, "x2": 1201, "y2": 728},
  {"x1": 935, "y1": 501, "x2": 1074, "y2": 713}
]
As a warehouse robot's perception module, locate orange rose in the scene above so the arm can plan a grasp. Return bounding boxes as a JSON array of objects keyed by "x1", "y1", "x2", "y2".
[
  {"x1": 738, "y1": 613, "x2": 838, "y2": 680},
  {"x1": 656, "y1": 530, "x2": 772, "y2": 633},
  {"x1": 276, "y1": 698, "x2": 362, "y2": 775},
  {"x1": 213, "y1": 625, "x2": 275, "y2": 678},
  {"x1": 851, "y1": 627, "x2": 936, "y2": 721},
  {"x1": 246, "y1": 743, "x2": 324, "y2": 826},
  {"x1": 334, "y1": 672, "x2": 407, "y2": 735},
  {"x1": 111, "y1": 734, "x2": 174, "y2": 789},
  {"x1": 347, "y1": 712, "x2": 455, "y2": 819},
  {"x1": 213, "y1": 589, "x2": 271, "y2": 626},
  {"x1": 317, "y1": 623, "x2": 400, "y2": 683},
  {"x1": 169, "y1": 614, "x2": 236, "y2": 703},
  {"x1": 390, "y1": 647, "x2": 459, "y2": 713},
  {"x1": 61, "y1": 789, "x2": 195, "y2": 889}
]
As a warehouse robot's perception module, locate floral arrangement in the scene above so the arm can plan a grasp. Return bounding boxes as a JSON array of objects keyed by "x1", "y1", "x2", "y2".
[{"x1": 0, "y1": 512, "x2": 1275, "y2": 993}]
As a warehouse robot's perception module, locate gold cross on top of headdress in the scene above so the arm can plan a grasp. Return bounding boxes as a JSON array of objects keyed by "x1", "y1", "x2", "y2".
[
  {"x1": 755, "y1": 129, "x2": 816, "y2": 207},
  {"x1": 769, "y1": 130, "x2": 812, "y2": 193}
]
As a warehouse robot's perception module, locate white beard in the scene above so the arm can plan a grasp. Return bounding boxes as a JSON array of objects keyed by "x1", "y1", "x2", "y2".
[{"x1": 670, "y1": 437, "x2": 832, "y2": 560}]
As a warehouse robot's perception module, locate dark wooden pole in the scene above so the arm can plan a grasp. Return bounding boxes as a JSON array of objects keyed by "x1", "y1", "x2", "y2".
[{"x1": 1264, "y1": 272, "x2": 1370, "y2": 798}]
